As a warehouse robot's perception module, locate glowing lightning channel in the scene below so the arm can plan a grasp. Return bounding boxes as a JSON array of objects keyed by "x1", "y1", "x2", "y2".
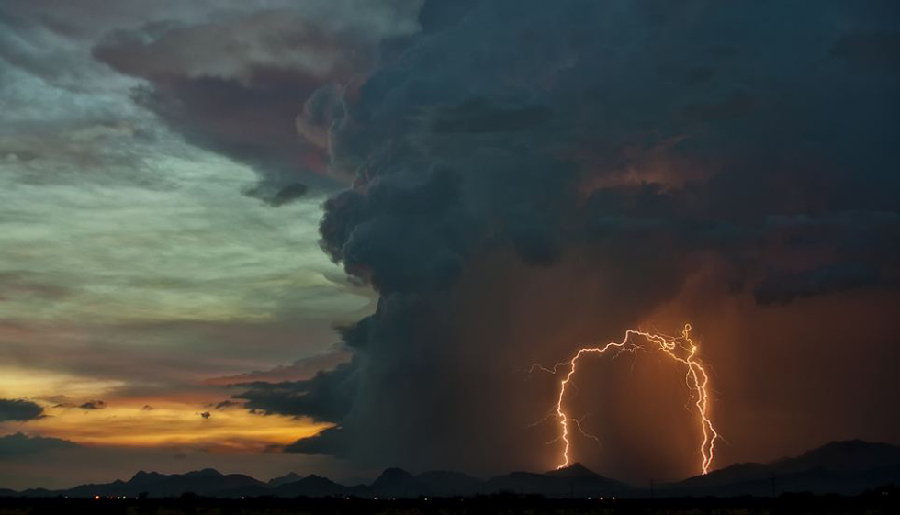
[{"x1": 548, "y1": 324, "x2": 719, "y2": 475}]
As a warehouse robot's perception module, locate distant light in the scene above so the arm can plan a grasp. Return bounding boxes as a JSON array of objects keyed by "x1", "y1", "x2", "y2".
[{"x1": 94, "y1": 495, "x2": 100, "y2": 500}]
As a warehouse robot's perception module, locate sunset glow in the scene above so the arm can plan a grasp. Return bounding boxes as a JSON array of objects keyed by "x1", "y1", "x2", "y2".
[{"x1": 20, "y1": 405, "x2": 332, "y2": 450}]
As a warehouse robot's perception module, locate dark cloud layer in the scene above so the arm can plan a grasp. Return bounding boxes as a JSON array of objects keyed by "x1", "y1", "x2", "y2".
[
  {"x1": 0, "y1": 433, "x2": 79, "y2": 458},
  {"x1": 0, "y1": 399, "x2": 44, "y2": 422},
  {"x1": 236, "y1": 362, "x2": 356, "y2": 424},
  {"x1": 754, "y1": 263, "x2": 880, "y2": 306},
  {"x1": 236, "y1": 0, "x2": 900, "y2": 478},
  {"x1": 210, "y1": 350, "x2": 351, "y2": 386},
  {"x1": 91, "y1": 1, "x2": 425, "y2": 196}
]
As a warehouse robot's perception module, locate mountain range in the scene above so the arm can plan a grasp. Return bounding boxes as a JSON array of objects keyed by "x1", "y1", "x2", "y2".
[{"x1": 3, "y1": 440, "x2": 898, "y2": 498}]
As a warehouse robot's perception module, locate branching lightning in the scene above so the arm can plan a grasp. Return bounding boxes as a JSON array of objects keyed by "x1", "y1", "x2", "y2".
[{"x1": 538, "y1": 324, "x2": 719, "y2": 475}]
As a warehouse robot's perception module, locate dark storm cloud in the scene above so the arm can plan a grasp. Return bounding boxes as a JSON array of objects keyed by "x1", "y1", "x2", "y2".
[
  {"x1": 0, "y1": 399, "x2": 44, "y2": 421},
  {"x1": 268, "y1": 184, "x2": 310, "y2": 207},
  {"x1": 208, "y1": 349, "x2": 351, "y2": 386},
  {"x1": 284, "y1": 426, "x2": 345, "y2": 455},
  {"x1": 754, "y1": 264, "x2": 879, "y2": 306},
  {"x1": 754, "y1": 211, "x2": 900, "y2": 304},
  {"x1": 78, "y1": 400, "x2": 107, "y2": 410},
  {"x1": 829, "y1": 30, "x2": 900, "y2": 71},
  {"x1": 235, "y1": 363, "x2": 355, "y2": 423},
  {"x1": 233, "y1": 0, "x2": 900, "y2": 475},
  {"x1": 91, "y1": 2, "x2": 424, "y2": 194},
  {"x1": 0, "y1": 433, "x2": 79, "y2": 458}
]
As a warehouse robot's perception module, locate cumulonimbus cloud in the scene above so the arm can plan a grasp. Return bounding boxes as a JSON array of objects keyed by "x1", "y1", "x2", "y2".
[{"x1": 234, "y1": 0, "x2": 900, "y2": 477}]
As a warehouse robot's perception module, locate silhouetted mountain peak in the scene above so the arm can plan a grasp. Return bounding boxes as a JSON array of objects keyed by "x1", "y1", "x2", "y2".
[
  {"x1": 672, "y1": 440, "x2": 900, "y2": 495},
  {"x1": 7, "y1": 440, "x2": 900, "y2": 499},
  {"x1": 128, "y1": 470, "x2": 165, "y2": 484},
  {"x1": 267, "y1": 472, "x2": 301, "y2": 487},
  {"x1": 299, "y1": 474, "x2": 335, "y2": 485},
  {"x1": 184, "y1": 468, "x2": 222, "y2": 478},
  {"x1": 486, "y1": 464, "x2": 625, "y2": 498},
  {"x1": 336, "y1": 475, "x2": 372, "y2": 487},
  {"x1": 371, "y1": 467, "x2": 423, "y2": 497},
  {"x1": 769, "y1": 440, "x2": 900, "y2": 476},
  {"x1": 547, "y1": 463, "x2": 598, "y2": 477},
  {"x1": 378, "y1": 467, "x2": 413, "y2": 480},
  {"x1": 790, "y1": 440, "x2": 898, "y2": 463},
  {"x1": 265, "y1": 473, "x2": 352, "y2": 498}
]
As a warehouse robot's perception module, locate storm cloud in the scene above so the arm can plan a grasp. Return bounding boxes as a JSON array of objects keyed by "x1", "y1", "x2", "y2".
[
  {"x1": 0, "y1": 433, "x2": 79, "y2": 458},
  {"x1": 90, "y1": 0, "x2": 425, "y2": 197},
  {"x1": 236, "y1": 0, "x2": 900, "y2": 478},
  {"x1": 0, "y1": 0, "x2": 897, "y2": 485},
  {"x1": 0, "y1": 399, "x2": 44, "y2": 422}
]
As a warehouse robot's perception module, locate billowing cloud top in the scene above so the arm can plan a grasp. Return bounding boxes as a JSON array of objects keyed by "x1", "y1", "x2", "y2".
[{"x1": 238, "y1": 0, "x2": 900, "y2": 478}]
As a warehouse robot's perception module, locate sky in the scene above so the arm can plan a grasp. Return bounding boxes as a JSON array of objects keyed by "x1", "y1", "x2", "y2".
[{"x1": 1, "y1": 0, "x2": 899, "y2": 490}]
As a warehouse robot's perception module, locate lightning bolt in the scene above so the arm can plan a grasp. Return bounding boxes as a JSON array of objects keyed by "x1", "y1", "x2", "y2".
[{"x1": 544, "y1": 323, "x2": 720, "y2": 475}]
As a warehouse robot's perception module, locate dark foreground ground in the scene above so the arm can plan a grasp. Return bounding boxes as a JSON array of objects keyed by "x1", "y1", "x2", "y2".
[{"x1": 1, "y1": 492, "x2": 898, "y2": 515}]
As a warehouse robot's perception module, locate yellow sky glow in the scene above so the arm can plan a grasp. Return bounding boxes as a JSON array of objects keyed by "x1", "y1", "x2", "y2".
[
  {"x1": 14, "y1": 405, "x2": 331, "y2": 451},
  {"x1": 0, "y1": 367, "x2": 125, "y2": 399}
]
